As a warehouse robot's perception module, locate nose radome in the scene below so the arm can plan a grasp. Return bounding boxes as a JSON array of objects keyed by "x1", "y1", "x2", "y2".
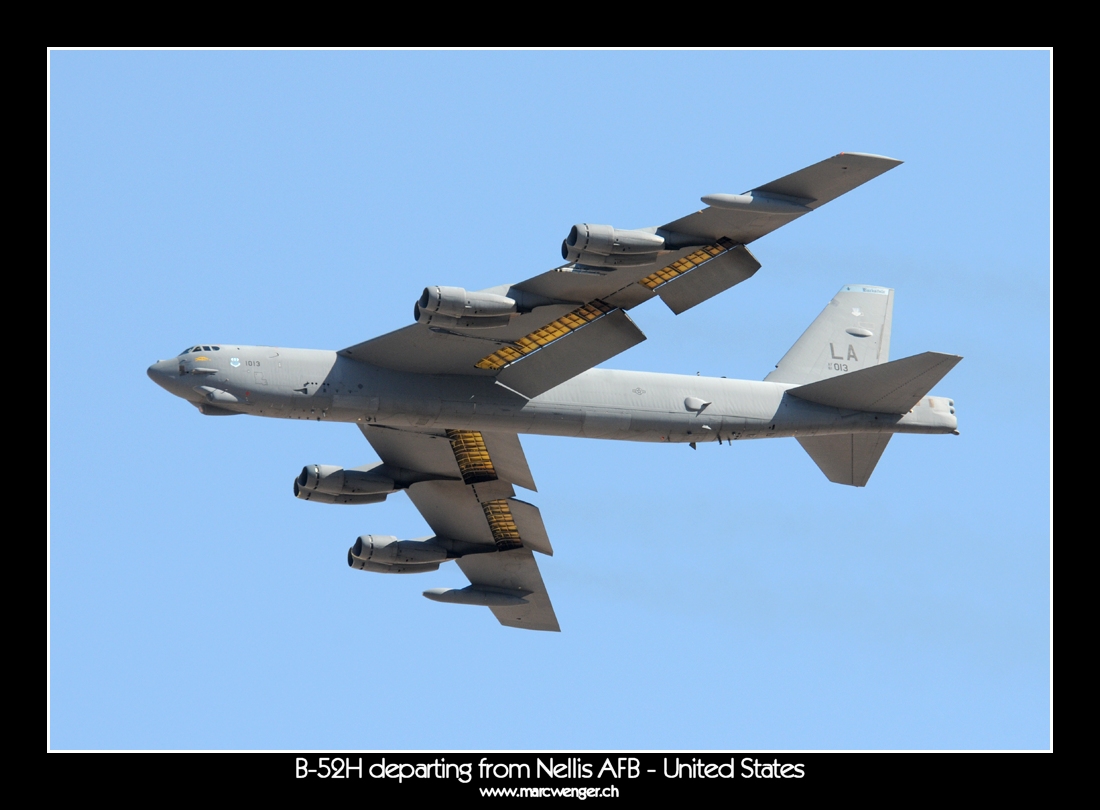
[{"x1": 147, "y1": 359, "x2": 175, "y2": 391}]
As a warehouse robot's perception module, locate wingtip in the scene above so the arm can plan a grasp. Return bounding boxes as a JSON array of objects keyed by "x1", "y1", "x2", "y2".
[{"x1": 838, "y1": 152, "x2": 904, "y2": 166}]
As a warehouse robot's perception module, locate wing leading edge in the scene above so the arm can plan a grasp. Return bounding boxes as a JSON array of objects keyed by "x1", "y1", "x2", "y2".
[{"x1": 360, "y1": 424, "x2": 560, "y2": 631}]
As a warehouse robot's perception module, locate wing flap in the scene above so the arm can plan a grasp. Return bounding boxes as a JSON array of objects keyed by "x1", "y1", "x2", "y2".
[
  {"x1": 653, "y1": 243, "x2": 762, "y2": 315},
  {"x1": 340, "y1": 304, "x2": 578, "y2": 376},
  {"x1": 406, "y1": 480, "x2": 511, "y2": 545},
  {"x1": 508, "y1": 498, "x2": 553, "y2": 556},
  {"x1": 511, "y1": 249, "x2": 694, "y2": 305},
  {"x1": 360, "y1": 425, "x2": 537, "y2": 492},
  {"x1": 495, "y1": 308, "x2": 646, "y2": 398},
  {"x1": 479, "y1": 431, "x2": 537, "y2": 492},
  {"x1": 360, "y1": 425, "x2": 559, "y2": 630}
]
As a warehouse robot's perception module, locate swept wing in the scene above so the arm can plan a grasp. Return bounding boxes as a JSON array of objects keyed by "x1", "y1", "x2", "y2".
[
  {"x1": 360, "y1": 424, "x2": 559, "y2": 631},
  {"x1": 340, "y1": 153, "x2": 902, "y2": 398}
]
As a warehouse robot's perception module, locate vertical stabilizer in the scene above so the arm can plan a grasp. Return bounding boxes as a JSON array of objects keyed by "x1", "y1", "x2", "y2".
[{"x1": 765, "y1": 285, "x2": 894, "y2": 384}]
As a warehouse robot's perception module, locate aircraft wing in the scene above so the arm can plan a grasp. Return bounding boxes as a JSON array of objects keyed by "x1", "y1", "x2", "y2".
[
  {"x1": 360, "y1": 424, "x2": 560, "y2": 632},
  {"x1": 341, "y1": 153, "x2": 901, "y2": 398}
]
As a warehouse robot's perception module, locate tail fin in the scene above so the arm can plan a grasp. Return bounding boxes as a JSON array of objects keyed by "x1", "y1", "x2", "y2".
[
  {"x1": 790, "y1": 351, "x2": 962, "y2": 487},
  {"x1": 765, "y1": 285, "x2": 894, "y2": 384}
]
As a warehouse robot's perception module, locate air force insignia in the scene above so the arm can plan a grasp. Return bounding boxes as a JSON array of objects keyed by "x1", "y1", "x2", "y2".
[{"x1": 230, "y1": 357, "x2": 241, "y2": 367}]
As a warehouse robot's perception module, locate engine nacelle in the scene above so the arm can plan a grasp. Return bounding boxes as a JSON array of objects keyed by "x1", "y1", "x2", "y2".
[
  {"x1": 561, "y1": 224, "x2": 665, "y2": 266},
  {"x1": 414, "y1": 286, "x2": 516, "y2": 328},
  {"x1": 296, "y1": 489, "x2": 388, "y2": 505},
  {"x1": 347, "y1": 534, "x2": 449, "y2": 572},
  {"x1": 347, "y1": 553, "x2": 440, "y2": 575},
  {"x1": 297, "y1": 463, "x2": 396, "y2": 495}
]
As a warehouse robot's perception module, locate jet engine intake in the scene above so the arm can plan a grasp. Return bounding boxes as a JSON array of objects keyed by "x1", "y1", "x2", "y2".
[
  {"x1": 296, "y1": 463, "x2": 396, "y2": 495},
  {"x1": 414, "y1": 286, "x2": 517, "y2": 328},
  {"x1": 347, "y1": 534, "x2": 449, "y2": 572},
  {"x1": 561, "y1": 224, "x2": 665, "y2": 266}
]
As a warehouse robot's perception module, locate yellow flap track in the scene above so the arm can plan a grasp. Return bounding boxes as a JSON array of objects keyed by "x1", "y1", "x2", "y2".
[
  {"x1": 481, "y1": 499, "x2": 524, "y2": 551},
  {"x1": 638, "y1": 237, "x2": 737, "y2": 291},
  {"x1": 446, "y1": 429, "x2": 498, "y2": 485},
  {"x1": 475, "y1": 300, "x2": 615, "y2": 371}
]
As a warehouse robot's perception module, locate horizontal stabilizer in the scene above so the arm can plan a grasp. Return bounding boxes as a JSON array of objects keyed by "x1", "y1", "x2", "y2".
[
  {"x1": 788, "y1": 351, "x2": 962, "y2": 414},
  {"x1": 798, "y1": 434, "x2": 892, "y2": 487}
]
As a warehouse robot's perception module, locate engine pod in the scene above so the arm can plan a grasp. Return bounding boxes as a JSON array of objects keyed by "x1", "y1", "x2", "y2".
[
  {"x1": 349, "y1": 534, "x2": 450, "y2": 565},
  {"x1": 414, "y1": 286, "x2": 517, "y2": 327}
]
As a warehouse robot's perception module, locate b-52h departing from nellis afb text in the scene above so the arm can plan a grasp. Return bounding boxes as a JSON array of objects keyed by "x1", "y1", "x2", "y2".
[{"x1": 148, "y1": 153, "x2": 961, "y2": 632}]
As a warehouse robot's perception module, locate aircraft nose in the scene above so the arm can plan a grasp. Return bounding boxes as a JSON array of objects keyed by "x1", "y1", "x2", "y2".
[{"x1": 147, "y1": 359, "x2": 177, "y2": 391}]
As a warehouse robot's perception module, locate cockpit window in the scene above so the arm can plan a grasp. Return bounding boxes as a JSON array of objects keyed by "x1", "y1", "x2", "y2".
[{"x1": 178, "y1": 345, "x2": 220, "y2": 356}]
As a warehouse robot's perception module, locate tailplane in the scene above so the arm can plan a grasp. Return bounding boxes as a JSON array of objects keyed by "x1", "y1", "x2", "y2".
[
  {"x1": 771, "y1": 285, "x2": 962, "y2": 487},
  {"x1": 790, "y1": 351, "x2": 961, "y2": 486},
  {"x1": 787, "y1": 351, "x2": 962, "y2": 414}
]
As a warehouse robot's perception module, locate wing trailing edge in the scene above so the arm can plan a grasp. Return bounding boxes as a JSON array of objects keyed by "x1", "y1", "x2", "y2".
[
  {"x1": 360, "y1": 424, "x2": 559, "y2": 630},
  {"x1": 494, "y1": 308, "x2": 646, "y2": 398},
  {"x1": 453, "y1": 549, "x2": 560, "y2": 632}
]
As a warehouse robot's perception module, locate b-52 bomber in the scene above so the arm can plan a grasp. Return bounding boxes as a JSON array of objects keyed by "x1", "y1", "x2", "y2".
[{"x1": 148, "y1": 153, "x2": 961, "y2": 632}]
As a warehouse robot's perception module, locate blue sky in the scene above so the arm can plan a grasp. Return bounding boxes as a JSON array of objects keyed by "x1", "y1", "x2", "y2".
[{"x1": 49, "y1": 50, "x2": 1050, "y2": 750}]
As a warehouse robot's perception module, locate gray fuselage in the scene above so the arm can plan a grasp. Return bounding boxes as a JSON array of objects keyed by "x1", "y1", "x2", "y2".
[{"x1": 147, "y1": 345, "x2": 958, "y2": 443}]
